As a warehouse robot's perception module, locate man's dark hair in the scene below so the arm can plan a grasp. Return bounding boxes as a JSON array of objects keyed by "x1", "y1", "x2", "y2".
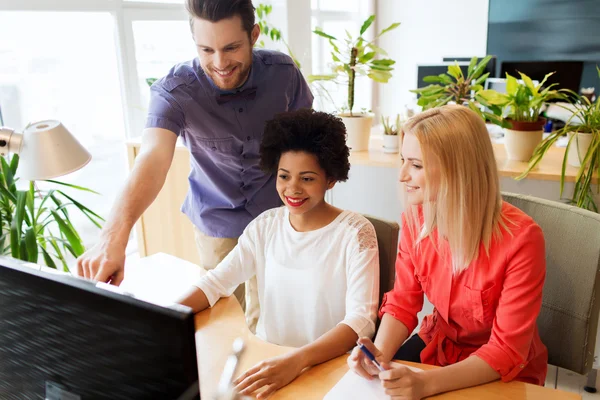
[
  {"x1": 260, "y1": 109, "x2": 351, "y2": 182},
  {"x1": 186, "y1": 0, "x2": 256, "y2": 37}
]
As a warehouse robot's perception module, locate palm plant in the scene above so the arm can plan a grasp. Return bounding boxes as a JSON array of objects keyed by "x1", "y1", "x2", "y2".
[{"x1": 0, "y1": 155, "x2": 103, "y2": 270}]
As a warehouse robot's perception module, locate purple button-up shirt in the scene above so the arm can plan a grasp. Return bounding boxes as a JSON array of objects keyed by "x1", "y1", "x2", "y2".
[{"x1": 146, "y1": 49, "x2": 313, "y2": 238}]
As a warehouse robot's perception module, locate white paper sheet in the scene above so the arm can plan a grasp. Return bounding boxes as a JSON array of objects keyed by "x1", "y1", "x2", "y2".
[{"x1": 324, "y1": 363, "x2": 423, "y2": 400}]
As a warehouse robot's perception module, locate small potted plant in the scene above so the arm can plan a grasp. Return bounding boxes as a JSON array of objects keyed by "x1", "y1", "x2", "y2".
[
  {"x1": 381, "y1": 114, "x2": 400, "y2": 153},
  {"x1": 477, "y1": 72, "x2": 566, "y2": 161},
  {"x1": 517, "y1": 67, "x2": 600, "y2": 211},
  {"x1": 309, "y1": 15, "x2": 400, "y2": 152}
]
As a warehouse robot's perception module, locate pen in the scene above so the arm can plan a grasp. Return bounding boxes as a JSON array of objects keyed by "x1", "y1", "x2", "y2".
[{"x1": 357, "y1": 343, "x2": 385, "y2": 372}]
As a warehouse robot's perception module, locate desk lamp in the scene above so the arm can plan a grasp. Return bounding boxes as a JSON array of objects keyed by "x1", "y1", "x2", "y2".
[{"x1": 0, "y1": 120, "x2": 91, "y2": 180}]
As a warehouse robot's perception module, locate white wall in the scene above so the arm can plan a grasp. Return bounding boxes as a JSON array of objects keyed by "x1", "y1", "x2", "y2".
[{"x1": 376, "y1": 0, "x2": 490, "y2": 117}]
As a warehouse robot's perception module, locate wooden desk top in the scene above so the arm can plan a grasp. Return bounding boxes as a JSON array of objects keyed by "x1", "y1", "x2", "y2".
[{"x1": 195, "y1": 296, "x2": 580, "y2": 400}]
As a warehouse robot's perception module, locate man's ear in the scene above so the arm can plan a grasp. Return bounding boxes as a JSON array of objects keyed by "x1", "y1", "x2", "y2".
[{"x1": 250, "y1": 23, "x2": 260, "y2": 46}]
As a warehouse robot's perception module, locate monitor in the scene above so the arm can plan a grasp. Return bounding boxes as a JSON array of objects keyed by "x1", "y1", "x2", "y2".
[
  {"x1": 442, "y1": 56, "x2": 497, "y2": 78},
  {"x1": 0, "y1": 256, "x2": 200, "y2": 400},
  {"x1": 500, "y1": 60, "x2": 584, "y2": 93}
]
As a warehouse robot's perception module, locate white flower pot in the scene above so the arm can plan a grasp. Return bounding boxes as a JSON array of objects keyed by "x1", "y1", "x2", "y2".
[
  {"x1": 382, "y1": 135, "x2": 399, "y2": 153},
  {"x1": 338, "y1": 113, "x2": 374, "y2": 152},
  {"x1": 503, "y1": 118, "x2": 545, "y2": 161},
  {"x1": 567, "y1": 132, "x2": 593, "y2": 167}
]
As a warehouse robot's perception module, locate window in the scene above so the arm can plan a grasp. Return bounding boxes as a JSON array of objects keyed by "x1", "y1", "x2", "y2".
[
  {"x1": 0, "y1": 10, "x2": 127, "y2": 254},
  {"x1": 0, "y1": 1, "x2": 189, "y2": 261}
]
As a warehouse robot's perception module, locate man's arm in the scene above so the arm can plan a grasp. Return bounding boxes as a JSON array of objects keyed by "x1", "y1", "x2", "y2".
[{"x1": 77, "y1": 128, "x2": 178, "y2": 284}]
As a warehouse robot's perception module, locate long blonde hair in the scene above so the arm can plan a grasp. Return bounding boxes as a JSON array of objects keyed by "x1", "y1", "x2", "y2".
[{"x1": 402, "y1": 105, "x2": 506, "y2": 274}]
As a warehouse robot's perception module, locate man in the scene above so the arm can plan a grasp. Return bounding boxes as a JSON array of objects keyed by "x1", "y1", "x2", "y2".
[{"x1": 77, "y1": 0, "x2": 313, "y2": 325}]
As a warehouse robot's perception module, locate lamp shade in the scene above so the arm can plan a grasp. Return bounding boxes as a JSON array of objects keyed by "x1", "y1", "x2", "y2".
[{"x1": 16, "y1": 120, "x2": 91, "y2": 181}]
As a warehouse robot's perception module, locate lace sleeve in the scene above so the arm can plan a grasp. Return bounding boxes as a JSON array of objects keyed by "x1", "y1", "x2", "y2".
[{"x1": 346, "y1": 214, "x2": 378, "y2": 253}]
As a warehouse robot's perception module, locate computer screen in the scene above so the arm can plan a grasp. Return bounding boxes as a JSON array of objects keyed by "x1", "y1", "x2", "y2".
[
  {"x1": 500, "y1": 60, "x2": 584, "y2": 93},
  {"x1": 0, "y1": 257, "x2": 200, "y2": 400}
]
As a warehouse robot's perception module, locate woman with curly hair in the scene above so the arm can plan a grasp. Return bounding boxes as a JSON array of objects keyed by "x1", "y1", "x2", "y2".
[{"x1": 178, "y1": 108, "x2": 380, "y2": 399}]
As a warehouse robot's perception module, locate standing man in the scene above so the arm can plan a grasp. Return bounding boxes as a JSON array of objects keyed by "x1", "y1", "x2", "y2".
[{"x1": 77, "y1": 0, "x2": 313, "y2": 325}]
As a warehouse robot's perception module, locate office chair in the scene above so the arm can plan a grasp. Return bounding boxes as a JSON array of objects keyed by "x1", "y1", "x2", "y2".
[
  {"x1": 364, "y1": 215, "x2": 400, "y2": 307},
  {"x1": 502, "y1": 192, "x2": 600, "y2": 391}
]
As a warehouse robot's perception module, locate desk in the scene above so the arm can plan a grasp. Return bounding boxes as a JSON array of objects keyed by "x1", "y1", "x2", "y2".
[
  {"x1": 194, "y1": 295, "x2": 580, "y2": 400},
  {"x1": 125, "y1": 254, "x2": 581, "y2": 399}
]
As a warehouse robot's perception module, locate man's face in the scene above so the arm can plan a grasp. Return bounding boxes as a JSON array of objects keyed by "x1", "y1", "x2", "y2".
[{"x1": 192, "y1": 15, "x2": 259, "y2": 90}]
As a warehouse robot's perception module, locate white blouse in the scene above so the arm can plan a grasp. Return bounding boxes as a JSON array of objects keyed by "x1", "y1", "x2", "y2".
[{"x1": 193, "y1": 207, "x2": 380, "y2": 347}]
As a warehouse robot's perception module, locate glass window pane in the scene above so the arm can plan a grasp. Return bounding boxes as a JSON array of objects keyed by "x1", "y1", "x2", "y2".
[
  {"x1": 0, "y1": 11, "x2": 129, "y2": 260},
  {"x1": 132, "y1": 20, "x2": 196, "y2": 109}
]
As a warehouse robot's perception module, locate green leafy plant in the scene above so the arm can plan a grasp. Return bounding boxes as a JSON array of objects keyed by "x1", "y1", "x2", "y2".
[
  {"x1": 517, "y1": 67, "x2": 600, "y2": 211},
  {"x1": 255, "y1": 3, "x2": 301, "y2": 68},
  {"x1": 410, "y1": 57, "x2": 505, "y2": 126},
  {"x1": 308, "y1": 15, "x2": 400, "y2": 116},
  {"x1": 381, "y1": 114, "x2": 400, "y2": 135},
  {"x1": 0, "y1": 155, "x2": 103, "y2": 270},
  {"x1": 476, "y1": 71, "x2": 567, "y2": 125}
]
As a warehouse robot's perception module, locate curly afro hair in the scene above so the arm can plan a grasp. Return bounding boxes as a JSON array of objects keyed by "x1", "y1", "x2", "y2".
[{"x1": 259, "y1": 108, "x2": 350, "y2": 182}]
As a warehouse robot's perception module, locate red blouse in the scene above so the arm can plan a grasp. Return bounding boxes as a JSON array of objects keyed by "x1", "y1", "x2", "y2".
[{"x1": 380, "y1": 202, "x2": 548, "y2": 385}]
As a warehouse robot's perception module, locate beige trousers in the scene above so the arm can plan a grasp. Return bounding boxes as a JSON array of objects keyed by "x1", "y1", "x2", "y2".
[{"x1": 193, "y1": 227, "x2": 260, "y2": 332}]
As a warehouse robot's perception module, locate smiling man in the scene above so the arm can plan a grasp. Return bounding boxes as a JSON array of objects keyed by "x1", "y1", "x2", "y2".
[{"x1": 76, "y1": 0, "x2": 312, "y2": 328}]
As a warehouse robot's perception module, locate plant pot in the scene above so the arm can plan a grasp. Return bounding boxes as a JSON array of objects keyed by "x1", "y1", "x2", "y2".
[
  {"x1": 567, "y1": 132, "x2": 593, "y2": 167},
  {"x1": 338, "y1": 113, "x2": 374, "y2": 152},
  {"x1": 503, "y1": 118, "x2": 546, "y2": 161},
  {"x1": 382, "y1": 135, "x2": 399, "y2": 153}
]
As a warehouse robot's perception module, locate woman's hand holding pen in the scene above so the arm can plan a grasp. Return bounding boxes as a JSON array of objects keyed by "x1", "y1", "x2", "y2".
[
  {"x1": 349, "y1": 337, "x2": 427, "y2": 400},
  {"x1": 378, "y1": 362, "x2": 427, "y2": 400},
  {"x1": 347, "y1": 337, "x2": 386, "y2": 379},
  {"x1": 233, "y1": 352, "x2": 304, "y2": 399}
]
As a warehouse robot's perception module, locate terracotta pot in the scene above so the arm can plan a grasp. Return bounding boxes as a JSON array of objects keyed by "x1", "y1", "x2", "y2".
[{"x1": 503, "y1": 118, "x2": 546, "y2": 161}]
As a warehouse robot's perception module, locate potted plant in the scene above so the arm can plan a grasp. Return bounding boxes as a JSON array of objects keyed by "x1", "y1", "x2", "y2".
[
  {"x1": 517, "y1": 67, "x2": 600, "y2": 211},
  {"x1": 0, "y1": 155, "x2": 103, "y2": 270},
  {"x1": 411, "y1": 57, "x2": 490, "y2": 107},
  {"x1": 381, "y1": 114, "x2": 400, "y2": 153},
  {"x1": 477, "y1": 72, "x2": 567, "y2": 161},
  {"x1": 309, "y1": 15, "x2": 400, "y2": 151}
]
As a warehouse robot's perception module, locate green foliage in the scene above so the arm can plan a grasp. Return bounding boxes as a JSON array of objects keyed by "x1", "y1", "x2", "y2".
[
  {"x1": 255, "y1": 3, "x2": 301, "y2": 68},
  {"x1": 0, "y1": 155, "x2": 103, "y2": 270},
  {"x1": 410, "y1": 57, "x2": 505, "y2": 126},
  {"x1": 308, "y1": 15, "x2": 400, "y2": 115},
  {"x1": 381, "y1": 114, "x2": 400, "y2": 135},
  {"x1": 477, "y1": 71, "x2": 567, "y2": 123},
  {"x1": 517, "y1": 67, "x2": 600, "y2": 211}
]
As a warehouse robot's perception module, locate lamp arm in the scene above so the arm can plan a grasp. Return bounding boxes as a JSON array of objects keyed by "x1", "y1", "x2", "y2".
[{"x1": 0, "y1": 127, "x2": 23, "y2": 156}]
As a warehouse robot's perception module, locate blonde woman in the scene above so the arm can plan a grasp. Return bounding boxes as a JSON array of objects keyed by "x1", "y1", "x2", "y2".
[{"x1": 348, "y1": 105, "x2": 547, "y2": 399}]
